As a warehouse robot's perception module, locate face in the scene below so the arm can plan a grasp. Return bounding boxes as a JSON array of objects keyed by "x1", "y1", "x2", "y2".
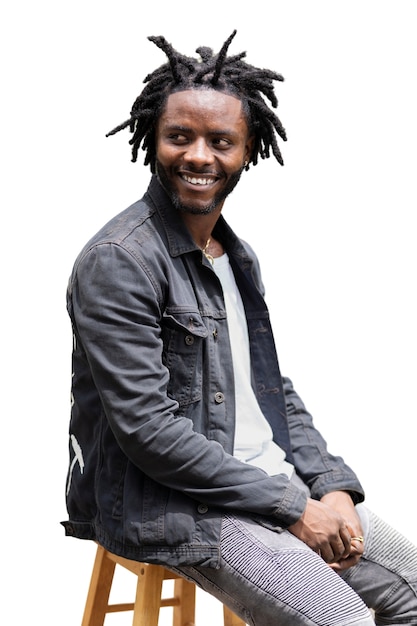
[{"x1": 155, "y1": 89, "x2": 253, "y2": 215}]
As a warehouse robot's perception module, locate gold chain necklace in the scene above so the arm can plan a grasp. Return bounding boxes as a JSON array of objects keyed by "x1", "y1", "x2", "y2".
[{"x1": 202, "y1": 237, "x2": 214, "y2": 265}]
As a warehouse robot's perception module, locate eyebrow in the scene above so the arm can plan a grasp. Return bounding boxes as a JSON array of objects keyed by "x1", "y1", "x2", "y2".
[{"x1": 162, "y1": 123, "x2": 241, "y2": 138}]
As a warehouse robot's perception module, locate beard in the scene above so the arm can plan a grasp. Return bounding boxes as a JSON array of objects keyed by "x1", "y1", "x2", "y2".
[{"x1": 155, "y1": 160, "x2": 243, "y2": 215}]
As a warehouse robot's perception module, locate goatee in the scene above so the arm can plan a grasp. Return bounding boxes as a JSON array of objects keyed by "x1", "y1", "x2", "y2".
[{"x1": 155, "y1": 160, "x2": 243, "y2": 215}]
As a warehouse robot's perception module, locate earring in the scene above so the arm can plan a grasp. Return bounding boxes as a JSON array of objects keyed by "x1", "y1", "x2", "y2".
[{"x1": 244, "y1": 160, "x2": 249, "y2": 167}]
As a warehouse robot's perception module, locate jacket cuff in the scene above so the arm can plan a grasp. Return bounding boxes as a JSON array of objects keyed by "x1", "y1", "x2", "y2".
[
  {"x1": 271, "y1": 479, "x2": 308, "y2": 527},
  {"x1": 309, "y1": 471, "x2": 365, "y2": 505}
]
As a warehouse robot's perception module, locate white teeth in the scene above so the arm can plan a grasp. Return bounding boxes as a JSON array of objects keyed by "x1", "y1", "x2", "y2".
[{"x1": 183, "y1": 175, "x2": 214, "y2": 186}]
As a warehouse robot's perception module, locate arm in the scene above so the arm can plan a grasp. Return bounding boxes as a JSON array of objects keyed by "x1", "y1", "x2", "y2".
[
  {"x1": 69, "y1": 243, "x2": 307, "y2": 525},
  {"x1": 283, "y1": 377, "x2": 365, "y2": 503},
  {"x1": 283, "y1": 378, "x2": 365, "y2": 566},
  {"x1": 244, "y1": 241, "x2": 364, "y2": 503}
]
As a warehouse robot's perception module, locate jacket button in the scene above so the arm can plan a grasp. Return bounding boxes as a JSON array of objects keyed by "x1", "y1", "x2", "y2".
[
  {"x1": 197, "y1": 504, "x2": 209, "y2": 514},
  {"x1": 214, "y1": 392, "x2": 225, "y2": 404},
  {"x1": 185, "y1": 335, "x2": 194, "y2": 345}
]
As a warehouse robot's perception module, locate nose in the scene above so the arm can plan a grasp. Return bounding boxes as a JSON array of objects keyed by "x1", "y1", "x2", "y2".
[{"x1": 184, "y1": 138, "x2": 214, "y2": 167}]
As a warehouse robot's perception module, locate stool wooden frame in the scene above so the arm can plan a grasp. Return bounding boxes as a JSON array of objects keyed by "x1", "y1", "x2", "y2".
[{"x1": 82, "y1": 544, "x2": 246, "y2": 626}]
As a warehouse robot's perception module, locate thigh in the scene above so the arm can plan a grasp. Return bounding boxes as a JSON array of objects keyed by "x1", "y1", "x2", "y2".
[
  {"x1": 172, "y1": 514, "x2": 374, "y2": 626},
  {"x1": 341, "y1": 505, "x2": 417, "y2": 624}
]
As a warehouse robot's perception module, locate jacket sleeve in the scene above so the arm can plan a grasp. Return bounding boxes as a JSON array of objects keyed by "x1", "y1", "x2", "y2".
[
  {"x1": 237, "y1": 239, "x2": 364, "y2": 505},
  {"x1": 282, "y1": 377, "x2": 365, "y2": 504},
  {"x1": 68, "y1": 242, "x2": 307, "y2": 527}
]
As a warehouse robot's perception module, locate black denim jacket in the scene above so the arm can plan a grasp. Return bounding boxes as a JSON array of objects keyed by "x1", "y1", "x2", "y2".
[{"x1": 62, "y1": 176, "x2": 364, "y2": 567}]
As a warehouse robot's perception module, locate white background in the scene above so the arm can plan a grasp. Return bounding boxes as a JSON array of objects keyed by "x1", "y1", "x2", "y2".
[{"x1": 1, "y1": 1, "x2": 416, "y2": 624}]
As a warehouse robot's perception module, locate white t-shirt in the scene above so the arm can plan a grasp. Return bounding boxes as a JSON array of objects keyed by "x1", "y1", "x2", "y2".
[{"x1": 212, "y1": 253, "x2": 293, "y2": 478}]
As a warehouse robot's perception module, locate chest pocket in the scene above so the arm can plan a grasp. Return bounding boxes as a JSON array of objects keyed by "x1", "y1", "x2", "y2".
[{"x1": 161, "y1": 309, "x2": 208, "y2": 407}]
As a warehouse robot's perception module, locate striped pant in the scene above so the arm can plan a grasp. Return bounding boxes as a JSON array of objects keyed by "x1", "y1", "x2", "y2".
[{"x1": 172, "y1": 498, "x2": 417, "y2": 624}]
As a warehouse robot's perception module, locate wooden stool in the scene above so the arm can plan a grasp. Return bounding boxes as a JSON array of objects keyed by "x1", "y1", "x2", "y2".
[{"x1": 82, "y1": 543, "x2": 246, "y2": 626}]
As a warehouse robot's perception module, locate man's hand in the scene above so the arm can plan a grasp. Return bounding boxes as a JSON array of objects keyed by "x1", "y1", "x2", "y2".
[
  {"x1": 288, "y1": 497, "x2": 352, "y2": 563},
  {"x1": 321, "y1": 491, "x2": 364, "y2": 571},
  {"x1": 288, "y1": 491, "x2": 364, "y2": 570}
]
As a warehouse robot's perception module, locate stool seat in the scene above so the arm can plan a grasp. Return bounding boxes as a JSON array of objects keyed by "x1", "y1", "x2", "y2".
[{"x1": 82, "y1": 543, "x2": 246, "y2": 626}]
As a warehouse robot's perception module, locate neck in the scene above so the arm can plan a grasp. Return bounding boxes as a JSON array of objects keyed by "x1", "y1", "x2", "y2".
[
  {"x1": 180, "y1": 208, "x2": 222, "y2": 250},
  {"x1": 178, "y1": 214, "x2": 225, "y2": 261}
]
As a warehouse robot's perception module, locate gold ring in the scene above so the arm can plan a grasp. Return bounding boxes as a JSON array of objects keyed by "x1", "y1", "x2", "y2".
[{"x1": 351, "y1": 536, "x2": 364, "y2": 543}]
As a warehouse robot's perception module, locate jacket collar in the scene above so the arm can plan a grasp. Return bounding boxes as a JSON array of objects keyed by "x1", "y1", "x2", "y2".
[
  {"x1": 144, "y1": 175, "x2": 251, "y2": 265},
  {"x1": 145, "y1": 175, "x2": 199, "y2": 259}
]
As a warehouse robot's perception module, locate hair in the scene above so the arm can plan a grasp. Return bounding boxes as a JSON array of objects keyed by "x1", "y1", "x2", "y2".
[{"x1": 106, "y1": 30, "x2": 287, "y2": 171}]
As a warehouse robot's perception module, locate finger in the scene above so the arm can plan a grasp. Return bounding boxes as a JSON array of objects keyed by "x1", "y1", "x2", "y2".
[
  {"x1": 330, "y1": 553, "x2": 361, "y2": 572},
  {"x1": 329, "y1": 528, "x2": 351, "y2": 561},
  {"x1": 319, "y1": 545, "x2": 336, "y2": 563},
  {"x1": 330, "y1": 537, "x2": 350, "y2": 562},
  {"x1": 351, "y1": 535, "x2": 364, "y2": 545},
  {"x1": 341, "y1": 527, "x2": 353, "y2": 554},
  {"x1": 350, "y1": 537, "x2": 365, "y2": 556}
]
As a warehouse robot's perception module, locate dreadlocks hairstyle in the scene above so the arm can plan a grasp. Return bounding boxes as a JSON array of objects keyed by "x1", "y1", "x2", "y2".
[{"x1": 106, "y1": 30, "x2": 287, "y2": 171}]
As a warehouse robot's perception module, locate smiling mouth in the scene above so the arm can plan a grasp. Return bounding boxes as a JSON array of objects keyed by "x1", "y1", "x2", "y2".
[{"x1": 180, "y1": 173, "x2": 217, "y2": 186}]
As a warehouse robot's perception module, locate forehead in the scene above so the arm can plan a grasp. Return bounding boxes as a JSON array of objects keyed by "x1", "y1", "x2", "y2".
[{"x1": 158, "y1": 89, "x2": 249, "y2": 133}]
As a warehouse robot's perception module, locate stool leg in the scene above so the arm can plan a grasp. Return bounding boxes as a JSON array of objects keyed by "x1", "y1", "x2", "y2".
[
  {"x1": 172, "y1": 577, "x2": 196, "y2": 626},
  {"x1": 82, "y1": 545, "x2": 116, "y2": 626},
  {"x1": 223, "y1": 605, "x2": 247, "y2": 626},
  {"x1": 132, "y1": 564, "x2": 165, "y2": 626}
]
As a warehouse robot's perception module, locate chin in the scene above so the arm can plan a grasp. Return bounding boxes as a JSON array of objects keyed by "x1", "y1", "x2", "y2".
[
  {"x1": 174, "y1": 196, "x2": 219, "y2": 215},
  {"x1": 156, "y1": 161, "x2": 243, "y2": 214}
]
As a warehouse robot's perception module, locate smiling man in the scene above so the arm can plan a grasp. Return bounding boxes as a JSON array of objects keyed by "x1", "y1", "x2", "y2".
[{"x1": 63, "y1": 32, "x2": 417, "y2": 626}]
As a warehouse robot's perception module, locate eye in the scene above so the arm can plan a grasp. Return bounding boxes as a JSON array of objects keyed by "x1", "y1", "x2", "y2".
[
  {"x1": 212, "y1": 137, "x2": 231, "y2": 149},
  {"x1": 168, "y1": 133, "x2": 188, "y2": 144}
]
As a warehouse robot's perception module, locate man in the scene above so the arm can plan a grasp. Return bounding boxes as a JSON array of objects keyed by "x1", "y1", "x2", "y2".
[{"x1": 63, "y1": 32, "x2": 417, "y2": 625}]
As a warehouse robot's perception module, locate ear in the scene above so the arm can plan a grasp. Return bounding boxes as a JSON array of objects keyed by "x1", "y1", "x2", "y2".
[{"x1": 244, "y1": 134, "x2": 255, "y2": 166}]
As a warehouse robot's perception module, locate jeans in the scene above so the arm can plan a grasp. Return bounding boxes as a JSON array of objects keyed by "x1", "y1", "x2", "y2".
[{"x1": 171, "y1": 476, "x2": 417, "y2": 625}]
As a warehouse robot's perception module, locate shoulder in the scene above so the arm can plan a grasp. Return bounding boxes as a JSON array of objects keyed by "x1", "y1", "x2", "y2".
[{"x1": 82, "y1": 197, "x2": 155, "y2": 251}]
